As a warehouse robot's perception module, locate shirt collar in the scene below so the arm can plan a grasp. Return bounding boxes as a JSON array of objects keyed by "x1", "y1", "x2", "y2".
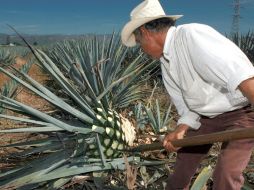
[{"x1": 162, "y1": 26, "x2": 176, "y2": 59}]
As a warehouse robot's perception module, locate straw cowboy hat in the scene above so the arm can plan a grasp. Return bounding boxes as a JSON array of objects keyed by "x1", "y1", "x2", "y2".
[{"x1": 121, "y1": 0, "x2": 183, "y2": 47}]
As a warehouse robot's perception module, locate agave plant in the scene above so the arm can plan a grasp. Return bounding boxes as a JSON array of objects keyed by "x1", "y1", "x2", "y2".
[
  {"x1": 0, "y1": 58, "x2": 34, "y2": 114},
  {"x1": 0, "y1": 49, "x2": 34, "y2": 113},
  {"x1": 143, "y1": 99, "x2": 172, "y2": 134},
  {"x1": 0, "y1": 31, "x2": 158, "y2": 189},
  {"x1": 133, "y1": 82, "x2": 173, "y2": 135},
  {"x1": 0, "y1": 48, "x2": 16, "y2": 66},
  {"x1": 230, "y1": 31, "x2": 254, "y2": 63}
]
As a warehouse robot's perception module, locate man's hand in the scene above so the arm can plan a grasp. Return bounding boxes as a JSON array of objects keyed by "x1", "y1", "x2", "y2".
[{"x1": 163, "y1": 124, "x2": 190, "y2": 152}]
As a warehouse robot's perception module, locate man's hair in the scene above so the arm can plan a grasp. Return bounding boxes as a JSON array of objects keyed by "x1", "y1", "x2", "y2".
[{"x1": 133, "y1": 17, "x2": 175, "y2": 38}]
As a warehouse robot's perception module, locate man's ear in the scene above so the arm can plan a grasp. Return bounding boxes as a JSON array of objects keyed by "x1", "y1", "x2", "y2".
[{"x1": 140, "y1": 26, "x2": 150, "y2": 39}]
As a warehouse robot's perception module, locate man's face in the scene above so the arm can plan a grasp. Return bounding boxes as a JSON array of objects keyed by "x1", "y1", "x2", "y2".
[{"x1": 135, "y1": 27, "x2": 163, "y2": 60}]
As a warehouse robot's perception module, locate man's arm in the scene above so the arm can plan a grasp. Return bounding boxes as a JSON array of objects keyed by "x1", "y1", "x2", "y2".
[
  {"x1": 238, "y1": 77, "x2": 254, "y2": 104},
  {"x1": 161, "y1": 63, "x2": 199, "y2": 152},
  {"x1": 161, "y1": 62, "x2": 201, "y2": 130}
]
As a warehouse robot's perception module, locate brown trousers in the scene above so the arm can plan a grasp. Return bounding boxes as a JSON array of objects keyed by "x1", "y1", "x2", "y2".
[{"x1": 166, "y1": 105, "x2": 254, "y2": 190}]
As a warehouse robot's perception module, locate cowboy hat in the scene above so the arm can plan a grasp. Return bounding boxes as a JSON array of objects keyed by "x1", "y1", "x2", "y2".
[{"x1": 121, "y1": 0, "x2": 183, "y2": 47}]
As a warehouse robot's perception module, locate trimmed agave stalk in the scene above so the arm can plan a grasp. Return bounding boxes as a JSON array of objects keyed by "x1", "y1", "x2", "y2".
[{"x1": 89, "y1": 103, "x2": 136, "y2": 158}]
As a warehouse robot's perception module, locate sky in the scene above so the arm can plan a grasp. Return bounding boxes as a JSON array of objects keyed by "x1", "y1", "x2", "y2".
[{"x1": 0, "y1": 0, "x2": 253, "y2": 35}]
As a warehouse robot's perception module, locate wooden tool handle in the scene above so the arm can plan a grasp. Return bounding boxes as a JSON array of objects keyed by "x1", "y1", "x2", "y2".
[{"x1": 128, "y1": 127, "x2": 254, "y2": 152}]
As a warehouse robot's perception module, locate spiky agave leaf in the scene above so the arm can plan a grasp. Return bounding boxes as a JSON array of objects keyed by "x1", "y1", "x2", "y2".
[
  {"x1": 0, "y1": 31, "x2": 156, "y2": 189},
  {"x1": 190, "y1": 165, "x2": 213, "y2": 190},
  {"x1": 134, "y1": 99, "x2": 173, "y2": 134},
  {"x1": 48, "y1": 34, "x2": 158, "y2": 109},
  {"x1": 230, "y1": 31, "x2": 254, "y2": 63}
]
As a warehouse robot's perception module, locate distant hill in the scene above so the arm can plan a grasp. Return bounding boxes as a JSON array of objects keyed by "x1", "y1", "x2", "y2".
[{"x1": 0, "y1": 33, "x2": 109, "y2": 46}]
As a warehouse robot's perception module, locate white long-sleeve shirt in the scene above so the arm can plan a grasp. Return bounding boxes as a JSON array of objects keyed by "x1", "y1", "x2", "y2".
[{"x1": 160, "y1": 23, "x2": 254, "y2": 129}]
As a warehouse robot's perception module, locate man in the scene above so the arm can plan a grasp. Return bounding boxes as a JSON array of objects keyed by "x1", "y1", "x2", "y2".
[{"x1": 121, "y1": 0, "x2": 254, "y2": 189}]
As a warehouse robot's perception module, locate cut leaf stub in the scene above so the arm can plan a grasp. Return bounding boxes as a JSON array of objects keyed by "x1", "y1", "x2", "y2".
[{"x1": 88, "y1": 107, "x2": 136, "y2": 158}]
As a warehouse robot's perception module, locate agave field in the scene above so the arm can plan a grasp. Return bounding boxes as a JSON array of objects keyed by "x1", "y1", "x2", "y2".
[{"x1": 0, "y1": 31, "x2": 253, "y2": 190}]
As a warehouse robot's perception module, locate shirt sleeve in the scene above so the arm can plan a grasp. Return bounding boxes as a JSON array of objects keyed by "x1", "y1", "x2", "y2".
[
  {"x1": 184, "y1": 24, "x2": 254, "y2": 93},
  {"x1": 161, "y1": 62, "x2": 201, "y2": 129}
]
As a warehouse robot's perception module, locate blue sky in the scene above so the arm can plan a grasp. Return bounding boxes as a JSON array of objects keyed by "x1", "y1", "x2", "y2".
[{"x1": 0, "y1": 0, "x2": 253, "y2": 35}]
